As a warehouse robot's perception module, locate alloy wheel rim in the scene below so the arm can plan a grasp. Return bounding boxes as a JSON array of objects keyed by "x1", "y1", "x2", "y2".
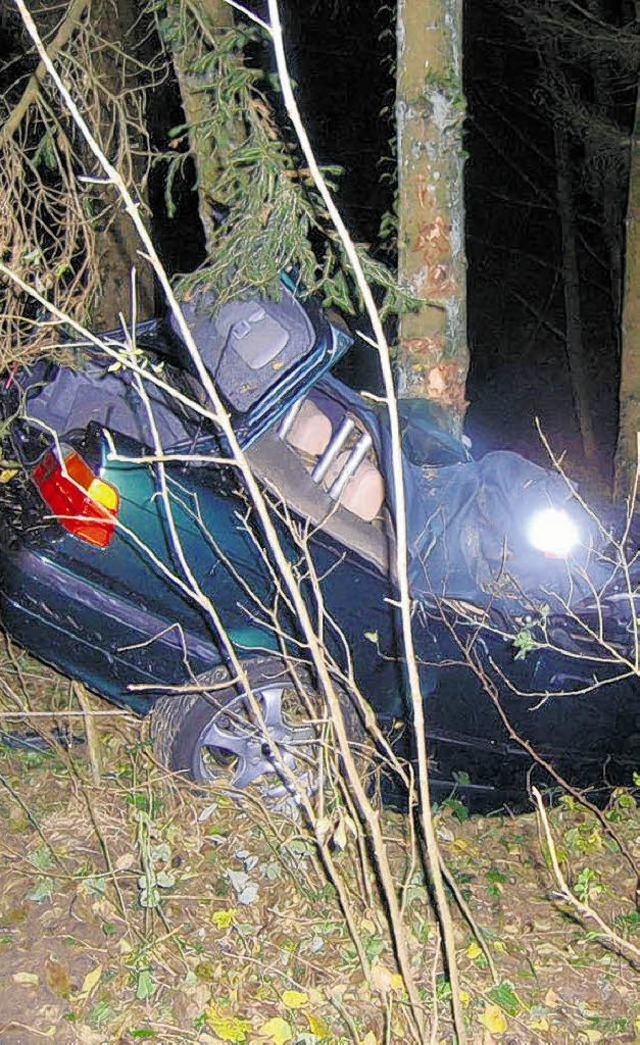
[{"x1": 194, "y1": 682, "x2": 317, "y2": 801}]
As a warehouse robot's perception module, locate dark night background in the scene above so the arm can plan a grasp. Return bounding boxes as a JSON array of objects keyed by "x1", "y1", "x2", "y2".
[{"x1": 277, "y1": 0, "x2": 637, "y2": 483}]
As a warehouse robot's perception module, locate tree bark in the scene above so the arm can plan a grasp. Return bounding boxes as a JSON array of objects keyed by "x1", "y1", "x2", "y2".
[
  {"x1": 166, "y1": 0, "x2": 239, "y2": 256},
  {"x1": 89, "y1": 0, "x2": 155, "y2": 329},
  {"x1": 553, "y1": 120, "x2": 598, "y2": 464},
  {"x1": 396, "y1": 0, "x2": 468, "y2": 435},
  {"x1": 614, "y1": 96, "x2": 640, "y2": 499}
]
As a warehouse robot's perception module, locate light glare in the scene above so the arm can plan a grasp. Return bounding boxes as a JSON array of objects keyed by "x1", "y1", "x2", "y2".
[{"x1": 528, "y1": 508, "x2": 579, "y2": 558}]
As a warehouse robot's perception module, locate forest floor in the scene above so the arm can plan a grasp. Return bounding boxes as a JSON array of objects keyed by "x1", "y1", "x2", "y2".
[{"x1": 0, "y1": 645, "x2": 639, "y2": 1045}]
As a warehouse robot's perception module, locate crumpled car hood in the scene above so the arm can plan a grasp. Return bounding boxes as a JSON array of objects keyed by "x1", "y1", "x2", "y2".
[
  {"x1": 404, "y1": 450, "x2": 614, "y2": 614},
  {"x1": 318, "y1": 376, "x2": 624, "y2": 614}
]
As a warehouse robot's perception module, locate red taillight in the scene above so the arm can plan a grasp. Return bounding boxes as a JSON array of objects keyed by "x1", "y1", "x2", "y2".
[{"x1": 31, "y1": 450, "x2": 119, "y2": 548}]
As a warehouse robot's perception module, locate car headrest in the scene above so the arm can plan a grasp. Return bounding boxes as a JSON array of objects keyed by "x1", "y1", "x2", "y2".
[
  {"x1": 285, "y1": 399, "x2": 333, "y2": 457},
  {"x1": 325, "y1": 451, "x2": 385, "y2": 522}
]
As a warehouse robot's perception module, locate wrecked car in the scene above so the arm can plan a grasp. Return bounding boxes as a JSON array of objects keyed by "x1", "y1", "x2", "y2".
[{"x1": 1, "y1": 276, "x2": 639, "y2": 810}]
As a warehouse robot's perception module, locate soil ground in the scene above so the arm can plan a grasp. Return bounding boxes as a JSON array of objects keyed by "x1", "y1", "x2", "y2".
[{"x1": 0, "y1": 645, "x2": 639, "y2": 1045}]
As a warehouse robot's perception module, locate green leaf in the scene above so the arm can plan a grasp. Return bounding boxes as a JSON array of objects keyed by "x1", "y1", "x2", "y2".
[
  {"x1": 127, "y1": 793, "x2": 149, "y2": 811},
  {"x1": 33, "y1": 133, "x2": 57, "y2": 171},
  {"x1": 87, "y1": 1000, "x2": 113, "y2": 1028},
  {"x1": 25, "y1": 878, "x2": 56, "y2": 903},
  {"x1": 435, "y1": 975, "x2": 452, "y2": 1002},
  {"x1": 85, "y1": 876, "x2": 107, "y2": 897},
  {"x1": 513, "y1": 627, "x2": 536, "y2": 659},
  {"x1": 487, "y1": 980, "x2": 521, "y2": 1017},
  {"x1": 451, "y1": 770, "x2": 471, "y2": 784},
  {"x1": 135, "y1": 968, "x2": 156, "y2": 1001},
  {"x1": 486, "y1": 868, "x2": 507, "y2": 885},
  {"x1": 29, "y1": 845, "x2": 55, "y2": 871},
  {"x1": 139, "y1": 884, "x2": 161, "y2": 909},
  {"x1": 574, "y1": 866, "x2": 604, "y2": 903},
  {"x1": 150, "y1": 843, "x2": 171, "y2": 863},
  {"x1": 441, "y1": 797, "x2": 469, "y2": 822}
]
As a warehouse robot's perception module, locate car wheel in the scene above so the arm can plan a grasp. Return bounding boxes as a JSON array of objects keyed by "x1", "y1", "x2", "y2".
[{"x1": 150, "y1": 656, "x2": 363, "y2": 804}]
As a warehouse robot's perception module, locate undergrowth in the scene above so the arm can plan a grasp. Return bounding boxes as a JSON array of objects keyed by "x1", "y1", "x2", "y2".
[{"x1": 0, "y1": 647, "x2": 639, "y2": 1044}]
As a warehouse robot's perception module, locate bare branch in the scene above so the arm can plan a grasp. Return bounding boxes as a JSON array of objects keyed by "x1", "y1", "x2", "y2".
[
  {"x1": 533, "y1": 786, "x2": 640, "y2": 964},
  {"x1": 0, "y1": 0, "x2": 89, "y2": 146}
]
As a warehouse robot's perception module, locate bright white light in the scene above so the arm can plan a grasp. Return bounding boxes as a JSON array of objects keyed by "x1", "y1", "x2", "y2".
[{"x1": 528, "y1": 508, "x2": 579, "y2": 558}]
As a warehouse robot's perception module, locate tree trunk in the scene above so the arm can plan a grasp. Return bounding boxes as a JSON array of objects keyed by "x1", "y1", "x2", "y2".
[
  {"x1": 614, "y1": 95, "x2": 640, "y2": 499},
  {"x1": 89, "y1": 0, "x2": 155, "y2": 329},
  {"x1": 166, "y1": 0, "x2": 240, "y2": 256},
  {"x1": 395, "y1": 0, "x2": 468, "y2": 435},
  {"x1": 553, "y1": 120, "x2": 598, "y2": 464}
]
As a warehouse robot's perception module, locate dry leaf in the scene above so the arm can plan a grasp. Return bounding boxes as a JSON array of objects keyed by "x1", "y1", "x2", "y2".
[
  {"x1": 281, "y1": 988, "x2": 308, "y2": 1009},
  {"x1": 332, "y1": 818, "x2": 347, "y2": 851},
  {"x1": 259, "y1": 1016, "x2": 293, "y2": 1044},
  {"x1": 204, "y1": 1004, "x2": 251, "y2": 1042},
  {"x1": 211, "y1": 907, "x2": 236, "y2": 929},
  {"x1": 452, "y1": 838, "x2": 469, "y2": 851},
  {"x1": 426, "y1": 366, "x2": 447, "y2": 397},
  {"x1": 44, "y1": 956, "x2": 71, "y2": 998},
  {"x1": 370, "y1": 964, "x2": 397, "y2": 994},
  {"x1": 76, "y1": 963, "x2": 102, "y2": 1000},
  {"x1": 503, "y1": 923, "x2": 521, "y2": 935},
  {"x1": 315, "y1": 817, "x2": 332, "y2": 844},
  {"x1": 13, "y1": 971, "x2": 39, "y2": 986},
  {"x1": 307, "y1": 1011, "x2": 331, "y2": 1037},
  {"x1": 479, "y1": 1004, "x2": 508, "y2": 1035}
]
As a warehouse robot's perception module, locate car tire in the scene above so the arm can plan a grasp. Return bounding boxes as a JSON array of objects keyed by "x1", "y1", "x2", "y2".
[{"x1": 150, "y1": 656, "x2": 365, "y2": 804}]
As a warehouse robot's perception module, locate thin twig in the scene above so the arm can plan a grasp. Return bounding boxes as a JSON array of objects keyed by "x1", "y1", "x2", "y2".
[
  {"x1": 262, "y1": 1, "x2": 464, "y2": 1038},
  {"x1": 440, "y1": 858, "x2": 499, "y2": 984},
  {"x1": 0, "y1": 0, "x2": 89, "y2": 145},
  {"x1": 532, "y1": 786, "x2": 640, "y2": 964},
  {"x1": 0, "y1": 769, "x2": 67, "y2": 870},
  {"x1": 72, "y1": 682, "x2": 102, "y2": 785},
  {"x1": 0, "y1": 710, "x2": 135, "y2": 718}
]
